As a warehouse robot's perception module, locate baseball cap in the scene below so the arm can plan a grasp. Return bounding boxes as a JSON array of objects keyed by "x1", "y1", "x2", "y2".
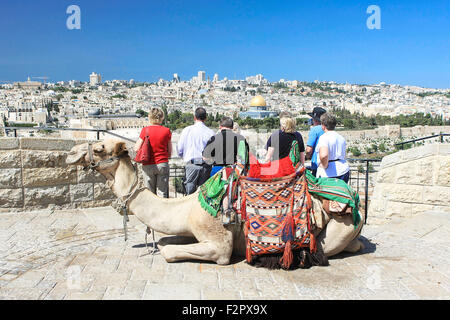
[{"x1": 307, "y1": 107, "x2": 327, "y2": 121}]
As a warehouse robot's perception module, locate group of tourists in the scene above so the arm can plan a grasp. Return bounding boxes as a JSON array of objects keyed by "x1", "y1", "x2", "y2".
[{"x1": 134, "y1": 105, "x2": 350, "y2": 197}]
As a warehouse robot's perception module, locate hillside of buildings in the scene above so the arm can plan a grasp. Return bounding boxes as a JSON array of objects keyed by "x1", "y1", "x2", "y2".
[{"x1": 1, "y1": 72, "x2": 448, "y2": 162}]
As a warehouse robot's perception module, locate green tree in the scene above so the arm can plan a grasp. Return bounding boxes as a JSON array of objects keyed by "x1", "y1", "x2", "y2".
[
  {"x1": 343, "y1": 119, "x2": 355, "y2": 129},
  {"x1": 136, "y1": 109, "x2": 148, "y2": 117},
  {"x1": 349, "y1": 147, "x2": 361, "y2": 157}
]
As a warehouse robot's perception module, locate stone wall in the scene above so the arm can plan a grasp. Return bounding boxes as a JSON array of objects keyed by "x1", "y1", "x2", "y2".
[
  {"x1": 368, "y1": 143, "x2": 450, "y2": 224},
  {"x1": 0, "y1": 138, "x2": 116, "y2": 211}
]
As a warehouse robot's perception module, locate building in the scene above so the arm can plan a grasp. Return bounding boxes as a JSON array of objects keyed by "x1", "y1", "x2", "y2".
[
  {"x1": 89, "y1": 72, "x2": 102, "y2": 86},
  {"x1": 197, "y1": 71, "x2": 206, "y2": 84},
  {"x1": 69, "y1": 80, "x2": 81, "y2": 88},
  {"x1": 173, "y1": 73, "x2": 180, "y2": 83},
  {"x1": 239, "y1": 95, "x2": 278, "y2": 119},
  {"x1": 6, "y1": 100, "x2": 48, "y2": 124},
  {"x1": 245, "y1": 74, "x2": 266, "y2": 86},
  {"x1": 14, "y1": 77, "x2": 42, "y2": 91},
  {"x1": 213, "y1": 73, "x2": 219, "y2": 83}
]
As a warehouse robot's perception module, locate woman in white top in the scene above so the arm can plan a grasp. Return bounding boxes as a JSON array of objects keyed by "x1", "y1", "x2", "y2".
[{"x1": 315, "y1": 113, "x2": 350, "y2": 183}]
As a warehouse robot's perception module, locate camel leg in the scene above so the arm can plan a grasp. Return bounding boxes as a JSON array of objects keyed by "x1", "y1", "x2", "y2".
[
  {"x1": 318, "y1": 214, "x2": 364, "y2": 257},
  {"x1": 157, "y1": 236, "x2": 197, "y2": 251},
  {"x1": 343, "y1": 237, "x2": 364, "y2": 253},
  {"x1": 160, "y1": 242, "x2": 232, "y2": 265}
]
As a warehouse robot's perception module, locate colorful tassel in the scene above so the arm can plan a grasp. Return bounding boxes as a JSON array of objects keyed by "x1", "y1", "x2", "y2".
[
  {"x1": 280, "y1": 240, "x2": 293, "y2": 269},
  {"x1": 281, "y1": 214, "x2": 295, "y2": 243},
  {"x1": 245, "y1": 220, "x2": 252, "y2": 263},
  {"x1": 240, "y1": 188, "x2": 247, "y2": 221}
]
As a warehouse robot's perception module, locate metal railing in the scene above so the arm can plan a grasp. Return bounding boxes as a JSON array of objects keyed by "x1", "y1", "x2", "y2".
[
  {"x1": 168, "y1": 159, "x2": 381, "y2": 224},
  {"x1": 168, "y1": 165, "x2": 186, "y2": 198},
  {"x1": 347, "y1": 158, "x2": 382, "y2": 224},
  {"x1": 1, "y1": 126, "x2": 136, "y2": 143},
  {"x1": 395, "y1": 133, "x2": 449, "y2": 150}
]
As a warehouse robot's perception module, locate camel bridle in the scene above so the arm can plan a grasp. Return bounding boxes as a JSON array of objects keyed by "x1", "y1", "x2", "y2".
[{"x1": 85, "y1": 142, "x2": 123, "y2": 172}]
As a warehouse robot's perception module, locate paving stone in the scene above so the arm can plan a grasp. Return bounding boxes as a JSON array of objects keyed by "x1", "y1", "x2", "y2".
[
  {"x1": 143, "y1": 282, "x2": 201, "y2": 300},
  {"x1": 65, "y1": 291, "x2": 105, "y2": 300},
  {"x1": 201, "y1": 289, "x2": 241, "y2": 300},
  {"x1": 123, "y1": 280, "x2": 147, "y2": 299},
  {"x1": 1, "y1": 207, "x2": 449, "y2": 300}
]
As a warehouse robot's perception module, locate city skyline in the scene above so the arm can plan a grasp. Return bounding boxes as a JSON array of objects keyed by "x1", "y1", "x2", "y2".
[
  {"x1": 4, "y1": 70, "x2": 450, "y2": 91},
  {"x1": 1, "y1": 1, "x2": 450, "y2": 88}
]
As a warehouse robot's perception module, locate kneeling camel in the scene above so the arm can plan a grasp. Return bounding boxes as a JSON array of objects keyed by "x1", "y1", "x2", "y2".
[{"x1": 66, "y1": 139, "x2": 364, "y2": 266}]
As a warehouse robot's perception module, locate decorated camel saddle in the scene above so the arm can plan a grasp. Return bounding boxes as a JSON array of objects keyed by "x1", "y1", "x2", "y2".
[{"x1": 198, "y1": 141, "x2": 361, "y2": 269}]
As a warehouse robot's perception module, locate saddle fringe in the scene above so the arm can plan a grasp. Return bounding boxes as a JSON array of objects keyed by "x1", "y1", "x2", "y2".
[{"x1": 249, "y1": 242, "x2": 329, "y2": 270}]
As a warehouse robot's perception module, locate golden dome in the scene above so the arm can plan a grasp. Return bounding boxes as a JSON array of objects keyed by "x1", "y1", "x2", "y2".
[{"x1": 250, "y1": 95, "x2": 266, "y2": 107}]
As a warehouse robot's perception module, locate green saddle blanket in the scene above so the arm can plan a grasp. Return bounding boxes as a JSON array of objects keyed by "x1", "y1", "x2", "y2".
[
  {"x1": 198, "y1": 170, "x2": 231, "y2": 217},
  {"x1": 305, "y1": 170, "x2": 361, "y2": 228}
]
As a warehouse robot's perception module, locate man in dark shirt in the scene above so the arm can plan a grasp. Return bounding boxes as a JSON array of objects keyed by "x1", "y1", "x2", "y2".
[{"x1": 203, "y1": 117, "x2": 248, "y2": 176}]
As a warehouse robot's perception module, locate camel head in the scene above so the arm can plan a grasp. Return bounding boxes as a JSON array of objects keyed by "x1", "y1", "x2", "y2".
[{"x1": 66, "y1": 139, "x2": 129, "y2": 175}]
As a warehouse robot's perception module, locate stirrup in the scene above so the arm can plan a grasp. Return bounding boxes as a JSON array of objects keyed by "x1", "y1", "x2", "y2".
[{"x1": 222, "y1": 208, "x2": 236, "y2": 225}]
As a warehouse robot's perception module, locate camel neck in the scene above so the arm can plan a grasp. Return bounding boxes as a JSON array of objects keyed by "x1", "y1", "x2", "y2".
[
  {"x1": 128, "y1": 189, "x2": 193, "y2": 236},
  {"x1": 111, "y1": 158, "x2": 137, "y2": 199},
  {"x1": 111, "y1": 157, "x2": 193, "y2": 236}
]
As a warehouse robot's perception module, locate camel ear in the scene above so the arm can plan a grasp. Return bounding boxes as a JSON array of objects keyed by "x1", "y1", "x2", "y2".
[{"x1": 113, "y1": 142, "x2": 128, "y2": 157}]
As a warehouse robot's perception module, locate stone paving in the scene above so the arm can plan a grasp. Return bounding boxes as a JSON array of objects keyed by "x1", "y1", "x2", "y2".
[{"x1": 0, "y1": 207, "x2": 449, "y2": 300}]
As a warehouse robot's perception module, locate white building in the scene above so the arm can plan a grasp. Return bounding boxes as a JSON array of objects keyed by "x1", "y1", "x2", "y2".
[
  {"x1": 14, "y1": 77, "x2": 42, "y2": 91},
  {"x1": 69, "y1": 80, "x2": 81, "y2": 88},
  {"x1": 197, "y1": 71, "x2": 206, "y2": 84},
  {"x1": 246, "y1": 74, "x2": 265, "y2": 85},
  {"x1": 89, "y1": 72, "x2": 102, "y2": 86}
]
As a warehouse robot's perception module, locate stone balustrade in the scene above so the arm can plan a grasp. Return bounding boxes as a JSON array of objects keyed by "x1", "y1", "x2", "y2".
[
  {"x1": 0, "y1": 137, "x2": 116, "y2": 211},
  {"x1": 368, "y1": 143, "x2": 450, "y2": 224}
]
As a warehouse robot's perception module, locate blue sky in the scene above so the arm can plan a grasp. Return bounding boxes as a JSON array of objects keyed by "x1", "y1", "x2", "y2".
[{"x1": 0, "y1": 0, "x2": 449, "y2": 88}]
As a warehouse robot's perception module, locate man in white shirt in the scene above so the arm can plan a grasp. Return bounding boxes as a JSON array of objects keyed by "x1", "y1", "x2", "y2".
[
  {"x1": 177, "y1": 107, "x2": 214, "y2": 194},
  {"x1": 315, "y1": 113, "x2": 350, "y2": 183}
]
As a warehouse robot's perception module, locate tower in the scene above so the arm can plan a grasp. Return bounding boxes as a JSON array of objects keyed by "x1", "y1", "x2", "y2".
[
  {"x1": 197, "y1": 71, "x2": 206, "y2": 84},
  {"x1": 90, "y1": 72, "x2": 102, "y2": 86}
]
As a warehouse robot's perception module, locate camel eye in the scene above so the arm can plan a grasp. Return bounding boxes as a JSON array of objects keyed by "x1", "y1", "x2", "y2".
[{"x1": 93, "y1": 145, "x2": 104, "y2": 153}]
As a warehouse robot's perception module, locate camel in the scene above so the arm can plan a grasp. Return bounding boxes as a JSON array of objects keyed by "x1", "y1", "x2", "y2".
[{"x1": 66, "y1": 139, "x2": 364, "y2": 266}]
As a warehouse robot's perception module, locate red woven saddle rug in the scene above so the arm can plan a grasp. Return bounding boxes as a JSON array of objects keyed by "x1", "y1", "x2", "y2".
[{"x1": 239, "y1": 167, "x2": 316, "y2": 269}]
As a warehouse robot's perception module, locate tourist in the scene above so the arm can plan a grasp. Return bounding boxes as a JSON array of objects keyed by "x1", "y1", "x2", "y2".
[
  {"x1": 264, "y1": 113, "x2": 305, "y2": 167},
  {"x1": 177, "y1": 107, "x2": 214, "y2": 194},
  {"x1": 306, "y1": 107, "x2": 327, "y2": 177},
  {"x1": 315, "y1": 113, "x2": 350, "y2": 182},
  {"x1": 203, "y1": 117, "x2": 248, "y2": 177},
  {"x1": 134, "y1": 107, "x2": 172, "y2": 198}
]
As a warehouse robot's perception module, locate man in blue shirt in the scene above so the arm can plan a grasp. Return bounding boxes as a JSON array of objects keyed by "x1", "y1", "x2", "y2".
[{"x1": 306, "y1": 107, "x2": 326, "y2": 177}]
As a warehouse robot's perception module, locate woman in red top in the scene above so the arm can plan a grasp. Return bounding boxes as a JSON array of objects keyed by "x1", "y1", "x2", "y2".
[{"x1": 134, "y1": 107, "x2": 172, "y2": 198}]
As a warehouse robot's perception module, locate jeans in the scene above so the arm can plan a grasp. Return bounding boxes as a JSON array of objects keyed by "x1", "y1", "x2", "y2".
[
  {"x1": 142, "y1": 162, "x2": 170, "y2": 198},
  {"x1": 333, "y1": 171, "x2": 350, "y2": 183},
  {"x1": 184, "y1": 163, "x2": 212, "y2": 195}
]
